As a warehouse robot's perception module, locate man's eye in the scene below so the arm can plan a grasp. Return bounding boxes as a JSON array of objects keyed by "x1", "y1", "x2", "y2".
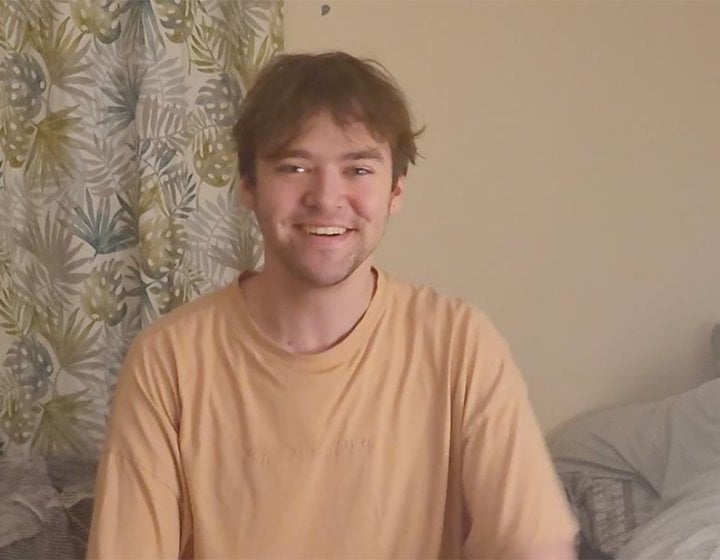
[
  {"x1": 278, "y1": 164, "x2": 308, "y2": 174},
  {"x1": 350, "y1": 167, "x2": 372, "y2": 176}
]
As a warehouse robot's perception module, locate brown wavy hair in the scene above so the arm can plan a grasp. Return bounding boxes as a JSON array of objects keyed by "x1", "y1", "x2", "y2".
[{"x1": 232, "y1": 52, "x2": 423, "y2": 188}]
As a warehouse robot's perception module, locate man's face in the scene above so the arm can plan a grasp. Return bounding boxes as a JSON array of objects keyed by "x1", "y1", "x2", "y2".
[{"x1": 242, "y1": 111, "x2": 404, "y2": 288}]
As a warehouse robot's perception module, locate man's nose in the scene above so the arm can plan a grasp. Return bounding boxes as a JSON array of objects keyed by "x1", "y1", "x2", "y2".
[{"x1": 302, "y1": 167, "x2": 345, "y2": 209}]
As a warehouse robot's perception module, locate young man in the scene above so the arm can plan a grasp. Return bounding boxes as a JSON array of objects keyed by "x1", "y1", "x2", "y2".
[{"x1": 88, "y1": 52, "x2": 578, "y2": 559}]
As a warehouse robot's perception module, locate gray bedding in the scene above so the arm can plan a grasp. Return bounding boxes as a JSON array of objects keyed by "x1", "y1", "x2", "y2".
[
  {"x1": 552, "y1": 374, "x2": 720, "y2": 560},
  {"x1": 0, "y1": 457, "x2": 95, "y2": 560},
  {"x1": 617, "y1": 467, "x2": 720, "y2": 559}
]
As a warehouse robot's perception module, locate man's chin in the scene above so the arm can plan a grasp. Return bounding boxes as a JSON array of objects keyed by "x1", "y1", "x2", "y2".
[
  {"x1": 290, "y1": 261, "x2": 368, "y2": 289},
  {"x1": 296, "y1": 269, "x2": 356, "y2": 289}
]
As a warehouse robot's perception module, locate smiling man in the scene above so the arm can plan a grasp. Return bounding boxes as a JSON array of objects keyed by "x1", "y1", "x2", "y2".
[
  {"x1": 88, "y1": 52, "x2": 578, "y2": 559},
  {"x1": 240, "y1": 110, "x2": 401, "y2": 345}
]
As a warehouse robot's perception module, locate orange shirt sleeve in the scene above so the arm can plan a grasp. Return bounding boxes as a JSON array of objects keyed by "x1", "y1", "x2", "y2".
[
  {"x1": 87, "y1": 331, "x2": 191, "y2": 559},
  {"x1": 459, "y1": 316, "x2": 578, "y2": 559}
]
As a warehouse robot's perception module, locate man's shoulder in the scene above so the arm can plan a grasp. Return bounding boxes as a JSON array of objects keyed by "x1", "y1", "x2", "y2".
[
  {"x1": 381, "y1": 273, "x2": 512, "y2": 388},
  {"x1": 384, "y1": 272, "x2": 495, "y2": 331},
  {"x1": 134, "y1": 280, "x2": 240, "y2": 346}
]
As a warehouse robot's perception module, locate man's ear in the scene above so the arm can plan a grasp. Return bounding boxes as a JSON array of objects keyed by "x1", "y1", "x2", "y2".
[
  {"x1": 389, "y1": 176, "x2": 405, "y2": 215},
  {"x1": 239, "y1": 176, "x2": 256, "y2": 210}
]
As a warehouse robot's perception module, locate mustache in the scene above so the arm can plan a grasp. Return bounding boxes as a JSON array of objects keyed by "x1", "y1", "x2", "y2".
[{"x1": 289, "y1": 214, "x2": 360, "y2": 227}]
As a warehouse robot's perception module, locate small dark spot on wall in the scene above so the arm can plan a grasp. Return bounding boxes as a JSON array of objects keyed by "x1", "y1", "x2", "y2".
[{"x1": 321, "y1": 4, "x2": 331, "y2": 16}]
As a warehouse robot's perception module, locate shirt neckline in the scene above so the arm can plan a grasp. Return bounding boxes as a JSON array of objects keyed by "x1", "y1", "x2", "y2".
[{"x1": 227, "y1": 268, "x2": 390, "y2": 373}]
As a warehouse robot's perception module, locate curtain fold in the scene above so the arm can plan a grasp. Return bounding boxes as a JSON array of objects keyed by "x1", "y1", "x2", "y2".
[{"x1": 0, "y1": 0, "x2": 282, "y2": 458}]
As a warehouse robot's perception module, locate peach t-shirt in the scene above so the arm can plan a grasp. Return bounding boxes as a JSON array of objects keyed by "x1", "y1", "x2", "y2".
[{"x1": 88, "y1": 270, "x2": 577, "y2": 558}]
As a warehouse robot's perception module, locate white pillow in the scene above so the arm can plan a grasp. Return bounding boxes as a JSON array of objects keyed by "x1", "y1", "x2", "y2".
[
  {"x1": 550, "y1": 396, "x2": 675, "y2": 493},
  {"x1": 660, "y1": 377, "x2": 720, "y2": 495}
]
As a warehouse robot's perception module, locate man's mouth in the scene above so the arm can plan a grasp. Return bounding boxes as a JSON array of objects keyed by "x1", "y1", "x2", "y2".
[{"x1": 302, "y1": 225, "x2": 350, "y2": 236}]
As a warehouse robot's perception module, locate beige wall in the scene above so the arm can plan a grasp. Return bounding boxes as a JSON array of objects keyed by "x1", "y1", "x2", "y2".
[{"x1": 284, "y1": 0, "x2": 720, "y2": 432}]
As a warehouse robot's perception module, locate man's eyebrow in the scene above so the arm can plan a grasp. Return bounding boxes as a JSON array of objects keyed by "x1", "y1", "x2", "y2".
[
  {"x1": 270, "y1": 148, "x2": 385, "y2": 162},
  {"x1": 270, "y1": 149, "x2": 312, "y2": 160},
  {"x1": 341, "y1": 148, "x2": 384, "y2": 162}
]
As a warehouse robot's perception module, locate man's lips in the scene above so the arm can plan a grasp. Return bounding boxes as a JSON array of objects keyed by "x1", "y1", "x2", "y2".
[
  {"x1": 295, "y1": 223, "x2": 357, "y2": 236},
  {"x1": 302, "y1": 225, "x2": 349, "y2": 236}
]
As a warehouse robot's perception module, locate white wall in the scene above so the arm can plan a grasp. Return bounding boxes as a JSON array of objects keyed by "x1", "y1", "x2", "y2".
[{"x1": 284, "y1": 0, "x2": 720, "y2": 432}]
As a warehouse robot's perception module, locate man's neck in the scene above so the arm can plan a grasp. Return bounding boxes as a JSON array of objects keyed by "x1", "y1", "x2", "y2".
[{"x1": 240, "y1": 265, "x2": 377, "y2": 355}]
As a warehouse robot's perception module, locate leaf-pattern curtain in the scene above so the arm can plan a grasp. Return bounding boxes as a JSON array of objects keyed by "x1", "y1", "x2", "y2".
[{"x1": 0, "y1": 0, "x2": 282, "y2": 458}]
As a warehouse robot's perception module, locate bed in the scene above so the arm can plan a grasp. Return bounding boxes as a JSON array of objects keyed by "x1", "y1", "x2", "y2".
[
  {"x1": 0, "y1": 457, "x2": 95, "y2": 559},
  {"x1": 551, "y1": 324, "x2": 720, "y2": 559}
]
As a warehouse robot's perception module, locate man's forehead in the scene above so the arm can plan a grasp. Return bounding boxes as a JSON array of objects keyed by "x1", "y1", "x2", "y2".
[
  {"x1": 272, "y1": 146, "x2": 386, "y2": 162},
  {"x1": 265, "y1": 113, "x2": 390, "y2": 160},
  {"x1": 303, "y1": 112, "x2": 380, "y2": 139}
]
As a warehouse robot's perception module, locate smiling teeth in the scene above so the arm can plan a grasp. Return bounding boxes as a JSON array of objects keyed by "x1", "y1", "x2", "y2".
[{"x1": 303, "y1": 226, "x2": 348, "y2": 235}]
